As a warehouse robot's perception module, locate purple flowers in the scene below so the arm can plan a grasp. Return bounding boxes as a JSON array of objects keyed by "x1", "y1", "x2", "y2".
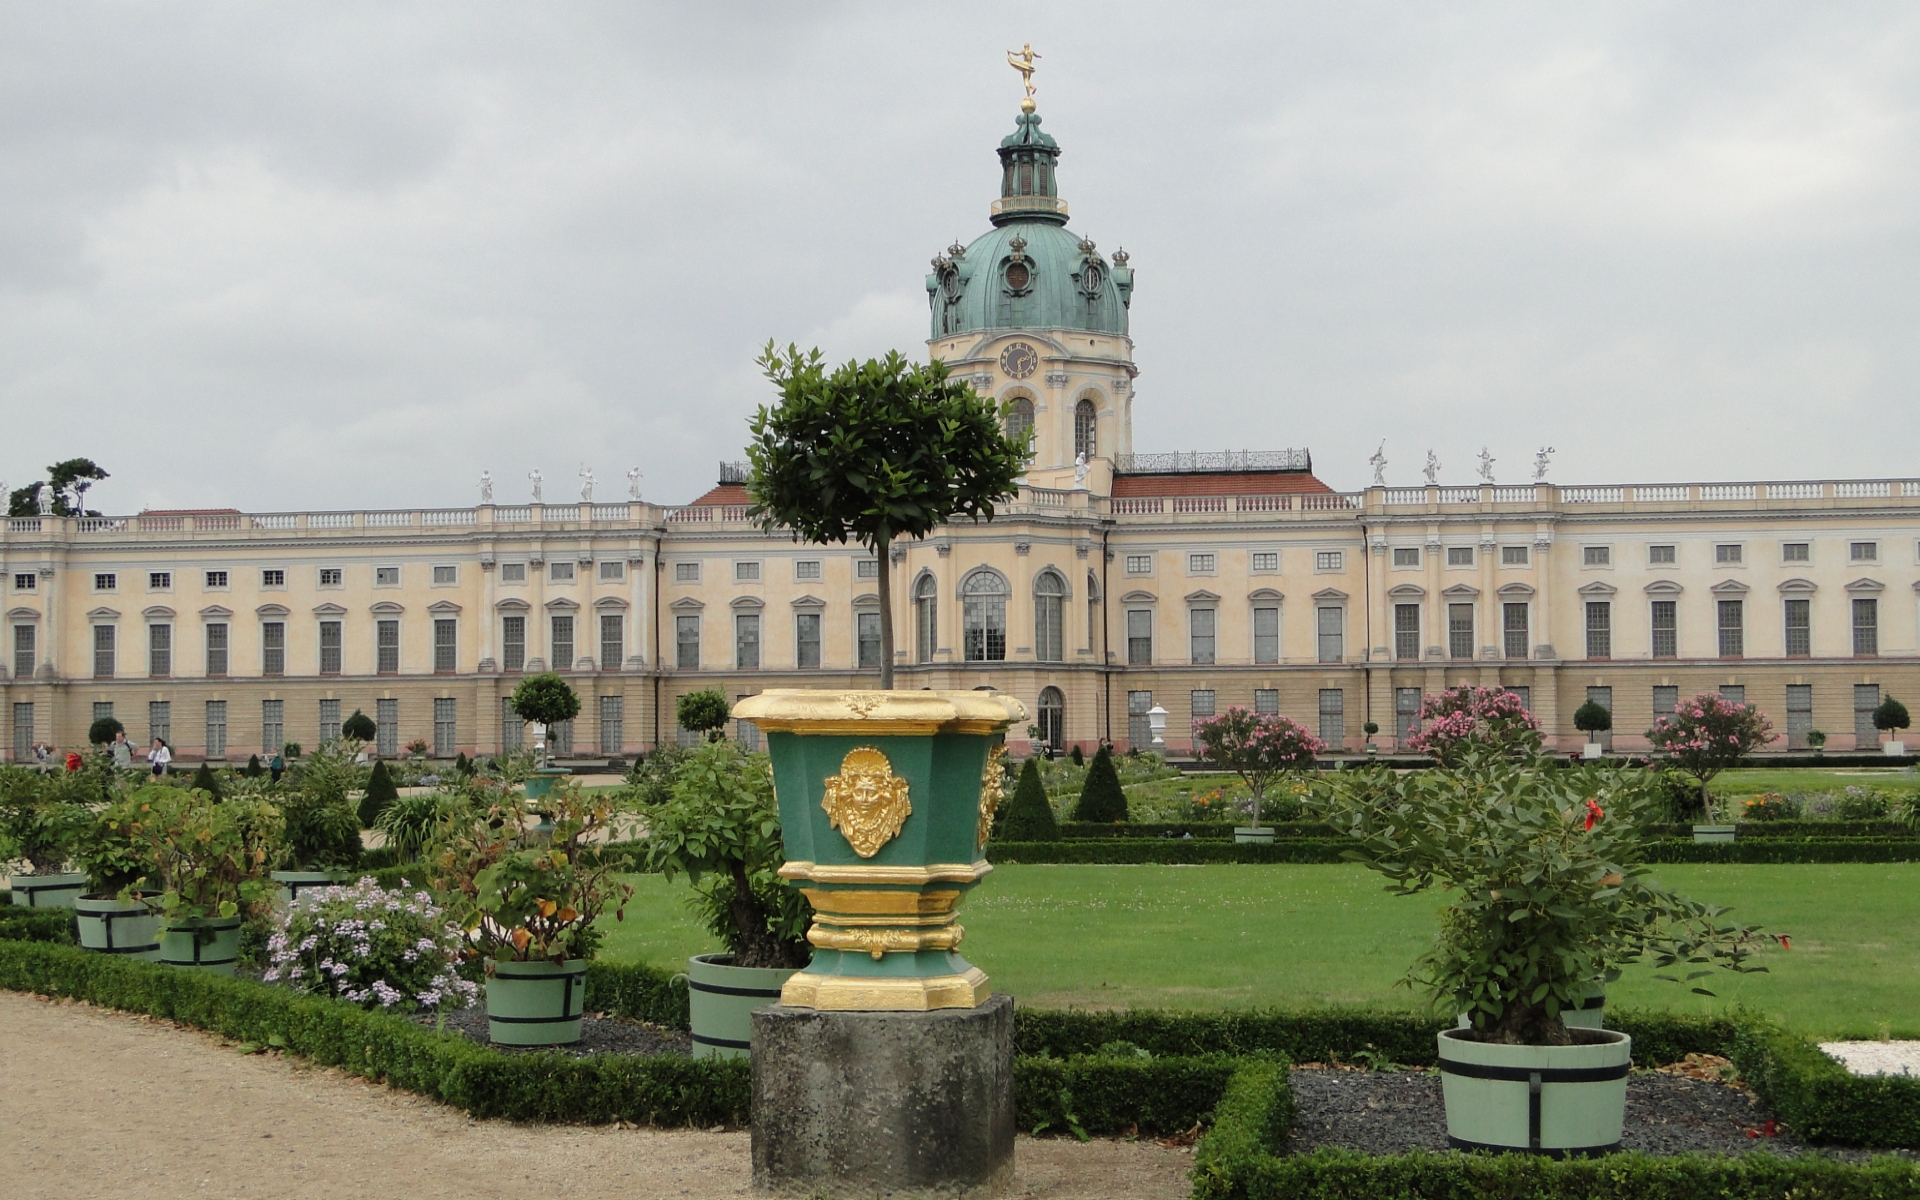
[{"x1": 264, "y1": 875, "x2": 477, "y2": 1014}]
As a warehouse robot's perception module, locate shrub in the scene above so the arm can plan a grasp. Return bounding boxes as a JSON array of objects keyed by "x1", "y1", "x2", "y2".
[
  {"x1": 625, "y1": 742, "x2": 689, "y2": 808},
  {"x1": 190, "y1": 762, "x2": 222, "y2": 800},
  {"x1": 674, "y1": 689, "x2": 732, "y2": 742},
  {"x1": 1069, "y1": 744, "x2": 1083, "y2": 766},
  {"x1": 1191, "y1": 708, "x2": 1323, "y2": 828},
  {"x1": 243, "y1": 754, "x2": 265, "y2": 778},
  {"x1": 997, "y1": 758, "x2": 1059, "y2": 842},
  {"x1": 1647, "y1": 692, "x2": 1774, "y2": 821},
  {"x1": 1739, "y1": 793, "x2": 1801, "y2": 822},
  {"x1": 341, "y1": 710, "x2": 377, "y2": 742},
  {"x1": 281, "y1": 783, "x2": 363, "y2": 871},
  {"x1": 1573, "y1": 700, "x2": 1613, "y2": 736},
  {"x1": 1833, "y1": 786, "x2": 1894, "y2": 822},
  {"x1": 1403, "y1": 686, "x2": 1541, "y2": 765},
  {"x1": 0, "y1": 765, "x2": 91, "y2": 873},
  {"x1": 358, "y1": 761, "x2": 403, "y2": 829},
  {"x1": 1071, "y1": 746, "x2": 1128, "y2": 823},
  {"x1": 1874, "y1": 695, "x2": 1911, "y2": 735},
  {"x1": 120, "y1": 785, "x2": 281, "y2": 922},
  {"x1": 88, "y1": 715, "x2": 125, "y2": 747},
  {"x1": 265, "y1": 877, "x2": 477, "y2": 1014},
  {"x1": 375, "y1": 789, "x2": 479, "y2": 864},
  {"x1": 73, "y1": 795, "x2": 152, "y2": 893}
]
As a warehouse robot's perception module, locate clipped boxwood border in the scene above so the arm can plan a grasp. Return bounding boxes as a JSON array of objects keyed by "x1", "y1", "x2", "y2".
[{"x1": 988, "y1": 839, "x2": 1920, "y2": 865}]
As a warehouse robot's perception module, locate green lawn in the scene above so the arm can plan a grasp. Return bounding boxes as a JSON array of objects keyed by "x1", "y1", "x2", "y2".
[
  {"x1": 1709, "y1": 766, "x2": 1920, "y2": 797},
  {"x1": 599, "y1": 863, "x2": 1920, "y2": 1039}
]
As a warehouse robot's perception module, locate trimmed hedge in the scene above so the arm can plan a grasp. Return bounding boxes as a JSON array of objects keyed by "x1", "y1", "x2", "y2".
[
  {"x1": 0, "y1": 906, "x2": 77, "y2": 945},
  {"x1": 1732, "y1": 1018, "x2": 1920, "y2": 1149},
  {"x1": 989, "y1": 838, "x2": 1920, "y2": 865},
  {"x1": 1643, "y1": 839, "x2": 1920, "y2": 864},
  {"x1": 1192, "y1": 1057, "x2": 1294, "y2": 1197},
  {"x1": 1015, "y1": 1053, "x2": 1243, "y2": 1136}
]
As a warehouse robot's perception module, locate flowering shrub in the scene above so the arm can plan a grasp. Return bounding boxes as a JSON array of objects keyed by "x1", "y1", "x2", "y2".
[
  {"x1": 1403, "y1": 686, "x2": 1542, "y2": 765},
  {"x1": 1831, "y1": 786, "x2": 1894, "y2": 822},
  {"x1": 1191, "y1": 708, "x2": 1324, "y2": 827},
  {"x1": 1740, "y1": 793, "x2": 1800, "y2": 822},
  {"x1": 1646, "y1": 693, "x2": 1774, "y2": 821},
  {"x1": 264, "y1": 876, "x2": 476, "y2": 1013}
]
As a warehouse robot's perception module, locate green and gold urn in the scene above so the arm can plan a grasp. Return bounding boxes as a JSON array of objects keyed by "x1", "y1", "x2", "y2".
[{"x1": 731, "y1": 689, "x2": 1025, "y2": 1011}]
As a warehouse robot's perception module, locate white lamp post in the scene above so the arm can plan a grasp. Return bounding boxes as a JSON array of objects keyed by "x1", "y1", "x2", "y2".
[{"x1": 1147, "y1": 704, "x2": 1169, "y2": 748}]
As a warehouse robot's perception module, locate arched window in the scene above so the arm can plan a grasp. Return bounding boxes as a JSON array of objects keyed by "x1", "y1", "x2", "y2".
[
  {"x1": 1034, "y1": 571, "x2": 1065, "y2": 662},
  {"x1": 1037, "y1": 686, "x2": 1065, "y2": 749},
  {"x1": 961, "y1": 570, "x2": 1007, "y2": 662},
  {"x1": 1074, "y1": 399, "x2": 1097, "y2": 460},
  {"x1": 1004, "y1": 396, "x2": 1034, "y2": 443},
  {"x1": 914, "y1": 574, "x2": 938, "y2": 664}
]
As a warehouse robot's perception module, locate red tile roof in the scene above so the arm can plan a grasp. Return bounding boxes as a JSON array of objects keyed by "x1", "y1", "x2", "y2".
[
  {"x1": 1110, "y1": 472, "x2": 1336, "y2": 498},
  {"x1": 684, "y1": 484, "x2": 750, "y2": 506}
]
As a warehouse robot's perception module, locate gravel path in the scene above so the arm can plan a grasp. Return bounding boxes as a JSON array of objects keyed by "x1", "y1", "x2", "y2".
[{"x1": 1820, "y1": 1041, "x2": 1920, "y2": 1077}]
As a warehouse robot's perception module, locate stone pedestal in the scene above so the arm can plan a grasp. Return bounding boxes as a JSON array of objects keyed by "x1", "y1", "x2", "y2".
[{"x1": 751, "y1": 994, "x2": 1015, "y2": 1197}]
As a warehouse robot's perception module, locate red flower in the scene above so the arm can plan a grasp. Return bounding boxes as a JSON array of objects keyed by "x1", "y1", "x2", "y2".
[
  {"x1": 1583, "y1": 798, "x2": 1604, "y2": 830},
  {"x1": 1775, "y1": 934, "x2": 1792, "y2": 950}
]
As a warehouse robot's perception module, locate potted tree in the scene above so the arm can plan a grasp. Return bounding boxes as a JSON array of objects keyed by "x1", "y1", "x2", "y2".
[
  {"x1": 121, "y1": 785, "x2": 282, "y2": 974},
  {"x1": 675, "y1": 688, "x2": 732, "y2": 743},
  {"x1": 72, "y1": 794, "x2": 162, "y2": 959},
  {"x1": 1362, "y1": 721, "x2": 1380, "y2": 757},
  {"x1": 1192, "y1": 707, "x2": 1324, "y2": 844},
  {"x1": 1573, "y1": 700, "x2": 1612, "y2": 760},
  {"x1": 1807, "y1": 729, "x2": 1827, "y2": 757},
  {"x1": 1646, "y1": 692, "x2": 1773, "y2": 843},
  {"x1": 1874, "y1": 695, "x2": 1910, "y2": 756},
  {"x1": 641, "y1": 739, "x2": 810, "y2": 1059},
  {"x1": 509, "y1": 672, "x2": 579, "y2": 800},
  {"x1": 341, "y1": 709, "x2": 377, "y2": 763},
  {"x1": 271, "y1": 775, "x2": 364, "y2": 906},
  {"x1": 1315, "y1": 745, "x2": 1768, "y2": 1154},
  {"x1": 0, "y1": 765, "x2": 90, "y2": 907}
]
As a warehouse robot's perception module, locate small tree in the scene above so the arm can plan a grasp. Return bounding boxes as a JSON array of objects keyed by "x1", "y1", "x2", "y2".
[
  {"x1": 1072, "y1": 746, "x2": 1129, "y2": 823},
  {"x1": 87, "y1": 715, "x2": 125, "y2": 747},
  {"x1": 1873, "y1": 696, "x2": 1911, "y2": 744},
  {"x1": 191, "y1": 762, "x2": 222, "y2": 801},
  {"x1": 1069, "y1": 744, "x2": 1084, "y2": 766},
  {"x1": 1574, "y1": 701, "x2": 1613, "y2": 741},
  {"x1": 341, "y1": 709, "x2": 377, "y2": 743},
  {"x1": 509, "y1": 673, "x2": 581, "y2": 765},
  {"x1": 997, "y1": 758, "x2": 1059, "y2": 842},
  {"x1": 1192, "y1": 708, "x2": 1325, "y2": 828},
  {"x1": 243, "y1": 754, "x2": 265, "y2": 778},
  {"x1": 1405, "y1": 686, "x2": 1542, "y2": 766},
  {"x1": 1646, "y1": 693, "x2": 1774, "y2": 822},
  {"x1": 358, "y1": 759, "x2": 400, "y2": 829},
  {"x1": 745, "y1": 345, "x2": 1030, "y2": 689},
  {"x1": 675, "y1": 689, "x2": 733, "y2": 743}
]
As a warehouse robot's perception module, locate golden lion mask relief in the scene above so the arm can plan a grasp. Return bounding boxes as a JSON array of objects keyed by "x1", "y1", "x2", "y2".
[{"x1": 821, "y1": 746, "x2": 912, "y2": 858}]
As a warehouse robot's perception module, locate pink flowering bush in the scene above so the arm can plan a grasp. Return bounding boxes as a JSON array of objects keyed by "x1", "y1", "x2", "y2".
[
  {"x1": 1403, "y1": 686, "x2": 1542, "y2": 765},
  {"x1": 264, "y1": 875, "x2": 477, "y2": 1013},
  {"x1": 1192, "y1": 708, "x2": 1325, "y2": 827},
  {"x1": 1646, "y1": 693, "x2": 1774, "y2": 821}
]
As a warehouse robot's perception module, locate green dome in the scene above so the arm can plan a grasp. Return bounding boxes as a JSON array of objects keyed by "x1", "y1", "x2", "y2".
[{"x1": 926, "y1": 108, "x2": 1134, "y2": 339}]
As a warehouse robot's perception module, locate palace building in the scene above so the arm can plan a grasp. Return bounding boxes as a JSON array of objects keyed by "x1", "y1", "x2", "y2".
[{"x1": 5, "y1": 93, "x2": 1918, "y2": 764}]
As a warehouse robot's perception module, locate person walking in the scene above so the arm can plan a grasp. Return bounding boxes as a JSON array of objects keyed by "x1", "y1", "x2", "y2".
[
  {"x1": 147, "y1": 738, "x2": 171, "y2": 778},
  {"x1": 110, "y1": 730, "x2": 134, "y2": 770},
  {"x1": 269, "y1": 751, "x2": 285, "y2": 783}
]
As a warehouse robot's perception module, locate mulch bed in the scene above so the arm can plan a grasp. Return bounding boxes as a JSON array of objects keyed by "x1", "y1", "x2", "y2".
[{"x1": 419, "y1": 1006, "x2": 693, "y2": 1058}]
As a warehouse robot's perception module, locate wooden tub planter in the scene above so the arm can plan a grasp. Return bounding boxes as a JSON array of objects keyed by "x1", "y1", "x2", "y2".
[
  {"x1": 7, "y1": 872, "x2": 87, "y2": 908},
  {"x1": 270, "y1": 870, "x2": 347, "y2": 909},
  {"x1": 74, "y1": 893, "x2": 161, "y2": 961},
  {"x1": 486, "y1": 958, "x2": 588, "y2": 1047},
  {"x1": 687, "y1": 952, "x2": 801, "y2": 1060},
  {"x1": 158, "y1": 916, "x2": 244, "y2": 975},
  {"x1": 1437, "y1": 1027, "x2": 1632, "y2": 1156}
]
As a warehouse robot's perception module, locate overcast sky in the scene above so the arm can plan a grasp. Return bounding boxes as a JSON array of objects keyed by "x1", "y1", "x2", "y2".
[{"x1": 2, "y1": 3, "x2": 1917, "y2": 512}]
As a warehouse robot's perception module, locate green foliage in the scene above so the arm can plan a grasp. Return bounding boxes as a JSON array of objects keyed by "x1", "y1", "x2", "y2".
[
  {"x1": 243, "y1": 754, "x2": 264, "y2": 778},
  {"x1": 280, "y1": 782, "x2": 363, "y2": 871},
  {"x1": 1647, "y1": 693, "x2": 1775, "y2": 820},
  {"x1": 624, "y1": 743, "x2": 689, "y2": 807},
  {"x1": 283, "y1": 742, "x2": 302, "y2": 759},
  {"x1": 1071, "y1": 746, "x2": 1129, "y2": 823},
  {"x1": 73, "y1": 795, "x2": 152, "y2": 892},
  {"x1": 8, "y1": 457, "x2": 109, "y2": 517},
  {"x1": 357, "y1": 760, "x2": 400, "y2": 828},
  {"x1": 1191, "y1": 1057, "x2": 1293, "y2": 1195},
  {"x1": 0, "y1": 906, "x2": 78, "y2": 943},
  {"x1": 1737, "y1": 793, "x2": 1802, "y2": 821},
  {"x1": 1069, "y1": 744, "x2": 1083, "y2": 766},
  {"x1": 0, "y1": 764, "x2": 92, "y2": 872},
  {"x1": 1191, "y1": 708, "x2": 1324, "y2": 827},
  {"x1": 190, "y1": 762, "x2": 221, "y2": 800},
  {"x1": 1833, "y1": 786, "x2": 1894, "y2": 821},
  {"x1": 88, "y1": 716, "x2": 125, "y2": 746},
  {"x1": 998, "y1": 759, "x2": 1059, "y2": 842},
  {"x1": 117, "y1": 785, "x2": 281, "y2": 921},
  {"x1": 341, "y1": 709, "x2": 377, "y2": 742},
  {"x1": 1874, "y1": 695, "x2": 1911, "y2": 733},
  {"x1": 509, "y1": 672, "x2": 581, "y2": 730},
  {"x1": 674, "y1": 689, "x2": 732, "y2": 740},
  {"x1": 1574, "y1": 699, "x2": 1614, "y2": 734},
  {"x1": 1018, "y1": 1053, "x2": 1245, "y2": 1138},
  {"x1": 374, "y1": 789, "x2": 474, "y2": 864}
]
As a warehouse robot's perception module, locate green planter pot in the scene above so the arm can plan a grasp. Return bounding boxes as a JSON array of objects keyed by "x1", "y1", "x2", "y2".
[
  {"x1": 158, "y1": 916, "x2": 244, "y2": 975},
  {"x1": 75, "y1": 893, "x2": 162, "y2": 960},
  {"x1": 1232, "y1": 827, "x2": 1275, "y2": 845},
  {"x1": 1692, "y1": 824, "x2": 1737, "y2": 844},
  {"x1": 1562, "y1": 983, "x2": 1606, "y2": 1031},
  {"x1": 1438, "y1": 1027, "x2": 1631, "y2": 1155},
  {"x1": 271, "y1": 869, "x2": 347, "y2": 908},
  {"x1": 486, "y1": 958, "x2": 587, "y2": 1046},
  {"x1": 7, "y1": 872, "x2": 87, "y2": 908},
  {"x1": 523, "y1": 767, "x2": 571, "y2": 802},
  {"x1": 688, "y1": 952, "x2": 801, "y2": 1060}
]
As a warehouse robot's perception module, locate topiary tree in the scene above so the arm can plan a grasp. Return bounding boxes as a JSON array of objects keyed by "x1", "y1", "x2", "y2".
[
  {"x1": 509, "y1": 673, "x2": 581, "y2": 765},
  {"x1": 1191, "y1": 708, "x2": 1325, "y2": 829},
  {"x1": 341, "y1": 709, "x2": 377, "y2": 743},
  {"x1": 1873, "y1": 696, "x2": 1910, "y2": 744},
  {"x1": 357, "y1": 759, "x2": 400, "y2": 829},
  {"x1": 1068, "y1": 744, "x2": 1083, "y2": 766},
  {"x1": 996, "y1": 758, "x2": 1058, "y2": 842},
  {"x1": 1071, "y1": 746, "x2": 1129, "y2": 823},
  {"x1": 191, "y1": 761, "x2": 222, "y2": 801},
  {"x1": 243, "y1": 753, "x2": 265, "y2": 778},
  {"x1": 744, "y1": 344, "x2": 1030, "y2": 689},
  {"x1": 1574, "y1": 701, "x2": 1613, "y2": 740},
  {"x1": 87, "y1": 716, "x2": 124, "y2": 747},
  {"x1": 675, "y1": 689, "x2": 733, "y2": 743},
  {"x1": 1646, "y1": 693, "x2": 1774, "y2": 822}
]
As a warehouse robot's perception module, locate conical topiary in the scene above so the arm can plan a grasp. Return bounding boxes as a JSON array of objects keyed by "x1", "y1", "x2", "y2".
[
  {"x1": 191, "y1": 761, "x2": 222, "y2": 800},
  {"x1": 243, "y1": 753, "x2": 265, "y2": 778},
  {"x1": 358, "y1": 759, "x2": 400, "y2": 829},
  {"x1": 996, "y1": 758, "x2": 1059, "y2": 842},
  {"x1": 1069, "y1": 744, "x2": 1084, "y2": 766},
  {"x1": 1072, "y1": 746, "x2": 1129, "y2": 823}
]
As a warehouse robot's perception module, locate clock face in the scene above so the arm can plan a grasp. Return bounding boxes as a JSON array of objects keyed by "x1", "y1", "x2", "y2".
[{"x1": 999, "y1": 342, "x2": 1039, "y2": 380}]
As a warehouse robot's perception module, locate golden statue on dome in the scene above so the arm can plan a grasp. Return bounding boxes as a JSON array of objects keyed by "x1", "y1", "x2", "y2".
[{"x1": 1007, "y1": 43, "x2": 1040, "y2": 112}]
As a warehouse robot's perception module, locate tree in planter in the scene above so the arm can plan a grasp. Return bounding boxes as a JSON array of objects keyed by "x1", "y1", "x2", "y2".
[
  {"x1": 996, "y1": 758, "x2": 1058, "y2": 842},
  {"x1": 1573, "y1": 700, "x2": 1613, "y2": 749},
  {"x1": 1192, "y1": 708, "x2": 1325, "y2": 829},
  {"x1": 744, "y1": 344, "x2": 1029, "y2": 689},
  {"x1": 87, "y1": 715, "x2": 125, "y2": 747},
  {"x1": 1873, "y1": 696, "x2": 1911, "y2": 747},
  {"x1": 642, "y1": 739, "x2": 810, "y2": 969},
  {"x1": 675, "y1": 689, "x2": 732, "y2": 743},
  {"x1": 509, "y1": 673, "x2": 580, "y2": 765},
  {"x1": 1645, "y1": 693, "x2": 1774, "y2": 823},
  {"x1": 341, "y1": 709, "x2": 377, "y2": 743},
  {"x1": 1405, "y1": 686, "x2": 1541, "y2": 765},
  {"x1": 1071, "y1": 746, "x2": 1129, "y2": 823},
  {"x1": 118, "y1": 785, "x2": 282, "y2": 922}
]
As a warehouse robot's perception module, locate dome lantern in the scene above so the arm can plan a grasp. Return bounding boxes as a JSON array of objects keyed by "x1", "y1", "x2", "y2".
[{"x1": 991, "y1": 110, "x2": 1067, "y2": 226}]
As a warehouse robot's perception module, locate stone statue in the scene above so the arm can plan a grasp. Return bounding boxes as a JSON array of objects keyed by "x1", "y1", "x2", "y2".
[
  {"x1": 478, "y1": 470, "x2": 493, "y2": 504},
  {"x1": 1368, "y1": 442, "x2": 1387, "y2": 487},
  {"x1": 1422, "y1": 451, "x2": 1440, "y2": 488},
  {"x1": 1007, "y1": 43, "x2": 1041, "y2": 111},
  {"x1": 1477, "y1": 447, "x2": 1496, "y2": 485},
  {"x1": 35, "y1": 482, "x2": 54, "y2": 515},
  {"x1": 578, "y1": 463, "x2": 595, "y2": 503},
  {"x1": 528, "y1": 468, "x2": 543, "y2": 502},
  {"x1": 1073, "y1": 452, "x2": 1088, "y2": 488},
  {"x1": 626, "y1": 465, "x2": 643, "y2": 500},
  {"x1": 1533, "y1": 446, "x2": 1555, "y2": 482}
]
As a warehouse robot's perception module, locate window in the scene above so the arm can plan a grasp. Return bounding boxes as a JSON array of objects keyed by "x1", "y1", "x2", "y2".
[
  {"x1": 1851, "y1": 542, "x2": 1878, "y2": 563},
  {"x1": 205, "y1": 700, "x2": 227, "y2": 759},
  {"x1": 1583, "y1": 546, "x2": 1611, "y2": 567},
  {"x1": 93, "y1": 701, "x2": 114, "y2": 728},
  {"x1": 1191, "y1": 690, "x2": 1217, "y2": 719},
  {"x1": 1718, "y1": 685, "x2": 1744, "y2": 706},
  {"x1": 148, "y1": 624, "x2": 171, "y2": 677},
  {"x1": 1717, "y1": 600, "x2": 1744, "y2": 657},
  {"x1": 205, "y1": 570, "x2": 228, "y2": 589},
  {"x1": 375, "y1": 566, "x2": 400, "y2": 586},
  {"x1": 432, "y1": 565, "x2": 457, "y2": 585},
  {"x1": 500, "y1": 563, "x2": 527, "y2": 584},
  {"x1": 1074, "y1": 398, "x2": 1097, "y2": 459},
  {"x1": 599, "y1": 695, "x2": 624, "y2": 756},
  {"x1": 1125, "y1": 555, "x2": 1152, "y2": 575},
  {"x1": 1448, "y1": 603, "x2": 1474, "y2": 659},
  {"x1": 1856, "y1": 684, "x2": 1881, "y2": 747},
  {"x1": 12, "y1": 573, "x2": 35, "y2": 591},
  {"x1": 434, "y1": 697, "x2": 456, "y2": 757},
  {"x1": 1714, "y1": 544, "x2": 1743, "y2": 565},
  {"x1": 1782, "y1": 543, "x2": 1810, "y2": 563},
  {"x1": 1252, "y1": 552, "x2": 1279, "y2": 573},
  {"x1": 1254, "y1": 689, "x2": 1279, "y2": 715},
  {"x1": 1853, "y1": 597, "x2": 1879, "y2": 657},
  {"x1": 676, "y1": 615, "x2": 700, "y2": 669},
  {"x1": 1653, "y1": 686, "x2": 1677, "y2": 718},
  {"x1": 92, "y1": 625, "x2": 115, "y2": 678},
  {"x1": 205, "y1": 623, "x2": 229, "y2": 676},
  {"x1": 1127, "y1": 690, "x2": 1153, "y2": 749},
  {"x1": 550, "y1": 615, "x2": 574, "y2": 671},
  {"x1": 1500, "y1": 546, "x2": 1529, "y2": 567},
  {"x1": 1393, "y1": 604, "x2": 1420, "y2": 661},
  {"x1": 795, "y1": 612, "x2": 821, "y2": 668},
  {"x1": 262, "y1": 622, "x2": 285, "y2": 676},
  {"x1": 1315, "y1": 551, "x2": 1343, "y2": 572},
  {"x1": 262, "y1": 700, "x2": 284, "y2": 757},
  {"x1": 1189, "y1": 553, "x2": 1216, "y2": 574},
  {"x1": 1648, "y1": 544, "x2": 1676, "y2": 565},
  {"x1": 598, "y1": 561, "x2": 625, "y2": 582},
  {"x1": 376, "y1": 619, "x2": 399, "y2": 674},
  {"x1": 1447, "y1": 546, "x2": 1474, "y2": 567},
  {"x1": 262, "y1": 569, "x2": 286, "y2": 588},
  {"x1": 319, "y1": 699, "x2": 341, "y2": 744},
  {"x1": 735, "y1": 613, "x2": 760, "y2": 669},
  {"x1": 1004, "y1": 396, "x2": 1034, "y2": 442},
  {"x1": 600, "y1": 614, "x2": 623, "y2": 670},
  {"x1": 318, "y1": 568, "x2": 343, "y2": 587},
  {"x1": 734, "y1": 561, "x2": 760, "y2": 583},
  {"x1": 1316, "y1": 606, "x2": 1343, "y2": 663},
  {"x1": 1392, "y1": 547, "x2": 1420, "y2": 568},
  {"x1": 94, "y1": 572, "x2": 117, "y2": 591},
  {"x1": 1396, "y1": 687, "x2": 1421, "y2": 743},
  {"x1": 1585, "y1": 602, "x2": 1611, "y2": 659},
  {"x1": 856, "y1": 559, "x2": 879, "y2": 579},
  {"x1": 148, "y1": 700, "x2": 171, "y2": 747},
  {"x1": 1034, "y1": 572, "x2": 1064, "y2": 663},
  {"x1": 794, "y1": 560, "x2": 822, "y2": 581},
  {"x1": 1253, "y1": 606, "x2": 1280, "y2": 665},
  {"x1": 376, "y1": 698, "x2": 398, "y2": 758},
  {"x1": 1651, "y1": 600, "x2": 1677, "y2": 658},
  {"x1": 857, "y1": 611, "x2": 881, "y2": 668},
  {"x1": 1189, "y1": 608, "x2": 1216, "y2": 664},
  {"x1": 1784, "y1": 599, "x2": 1810, "y2": 657},
  {"x1": 915, "y1": 575, "x2": 938, "y2": 663},
  {"x1": 11, "y1": 624, "x2": 33, "y2": 679},
  {"x1": 319, "y1": 621, "x2": 342, "y2": 674},
  {"x1": 501, "y1": 616, "x2": 526, "y2": 671},
  {"x1": 433, "y1": 619, "x2": 457, "y2": 672},
  {"x1": 1036, "y1": 687, "x2": 1064, "y2": 748},
  {"x1": 149, "y1": 571, "x2": 172, "y2": 590},
  {"x1": 962, "y1": 571, "x2": 1007, "y2": 661},
  {"x1": 549, "y1": 562, "x2": 575, "y2": 583},
  {"x1": 675, "y1": 562, "x2": 701, "y2": 583},
  {"x1": 1502, "y1": 603, "x2": 1529, "y2": 659},
  {"x1": 1318, "y1": 688, "x2": 1345, "y2": 745},
  {"x1": 1786, "y1": 684, "x2": 1813, "y2": 749},
  {"x1": 12, "y1": 703, "x2": 31, "y2": 762},
  {"x1": 1126, "y1": 609, "x2": 1153, "y2": 665}
]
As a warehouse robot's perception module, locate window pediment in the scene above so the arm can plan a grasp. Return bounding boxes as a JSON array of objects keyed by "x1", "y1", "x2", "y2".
[
  {"x1": 86, "y1": 606, "x2": 120, "y2": 620},
  {"x1": 1311, "y1": 587, "x2": 1348, "y2": 601},
  {"x1": 1496, "y1": 583, "x2": 1535, "y2": 598},
  {"x1": 790, "y1": 594, "x2": 825, "y2": 609},
  {"x1": 1709, "y1": 579, "x2": 1750, "y2": 596},
  {"x1": 199, "y1": 605, "x2": 234, "y2": 618},
  {"x1": 369, "y1": 601, "x2": 404, "y2": 614},
  {"x1": 312, "y1": 603, "x2": 349, "y2": 616},
  {"x1": 6, "y1": 607, "x2": 40, "y2": 620},
  {"x1": 1644, "y1": 580, "x2": 1683, "y2": 595},
  {"x1": 730, "y1": 596, "x2": 765, "y2": 610},
  {"x1": 1777, "y1": 578, "x2": 1817, "y2": 596},
  {"x1": 255, "y1": 603, "x2": 291, "y2": 617},
  {"x1": 1846, "y1": 577, "x2": 1885, "y2": 594},
  {"x1": 143, "y1": 606, "x2": 177, "y2": 619},
  {"x1": 543, "y1": 597, "x2": 580, "y2": 611},
  {"x1": 1386, "y1": 584, "x2": 1425, "y2": 599},
  {"x1": 852, "y1": 592, "x2": 880, "y2": 608},
  {"x1": 1576, "y1": 581, "x2": 1617, "y2": 597},
  {"x1": 1120, "y1": 589, "x2": 1157, "y2": 603},
  {"x1": 1248, "y1": 587, "x2": 1284, "y2": 601},
  {"x1": 669, "y1": 597, "x2": 705, "y2": 611},
  {"x1": 1184, "y1": 589, "x2": 1221, "y2": 604},
  {"x1": 493, "y1": 598, "x2": 530, "y2": 612},
  {"x1": 594, "y1": 596, "x2": 630, "y2": 610},
  {"x1": 427, "y1": 600, "x2": 462, "y2": 614},
  {"x1": 1440, "y1": 583, "x2": 1479, "y2": 598}
]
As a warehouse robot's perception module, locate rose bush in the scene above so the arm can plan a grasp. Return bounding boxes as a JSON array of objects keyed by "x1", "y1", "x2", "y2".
[{"x1": 264, "y1": 876, "x2": 476, "y2": 1013}]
